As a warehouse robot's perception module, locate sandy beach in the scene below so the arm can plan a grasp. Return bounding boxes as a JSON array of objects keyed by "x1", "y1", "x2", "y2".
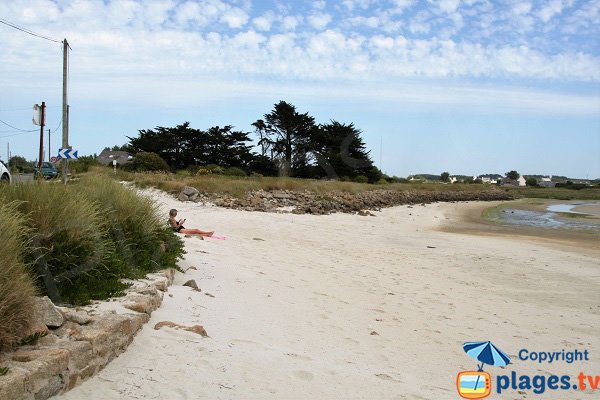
[{"x1": 58, "y1": 192, "x2": 599, "y2": 399}]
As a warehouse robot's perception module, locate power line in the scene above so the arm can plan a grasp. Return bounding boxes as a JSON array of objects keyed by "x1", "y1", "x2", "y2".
[
  {"x1": 0, "y1": 131, "x2": 36, "y2": 139},
  {"x1": 0, "y1": 118, "x2": 37, "y2": 132},
  {"x1": 0, "y1": 17, "x2": 61, "y2": 43}
]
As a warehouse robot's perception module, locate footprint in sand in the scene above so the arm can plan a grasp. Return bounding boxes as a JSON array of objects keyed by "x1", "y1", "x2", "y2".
[
  {"x1": 284, "y1": 353, "x2": 312, "y2": 361},
  {"x1": 293, "y1": 370, "x2": 314, "y2": 381}
]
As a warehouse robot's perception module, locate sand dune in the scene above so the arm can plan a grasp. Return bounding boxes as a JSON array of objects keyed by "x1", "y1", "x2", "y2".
[{"x1": 58, "y1": 192, "x2": 600, "y2": 399}]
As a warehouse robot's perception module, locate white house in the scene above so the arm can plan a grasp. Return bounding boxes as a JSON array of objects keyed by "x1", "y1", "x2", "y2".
[
  {"x1": 449, "y1": 176, "x2": 458, "y2": 184},
  {"x1": 517, "y1": 176, "x2": 526, "y2": 186}
]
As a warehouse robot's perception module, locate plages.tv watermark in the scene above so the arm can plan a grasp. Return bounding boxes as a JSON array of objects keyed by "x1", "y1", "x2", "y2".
[{"x1": 456, "y1": 341, "x2": 599, "y2": 398}]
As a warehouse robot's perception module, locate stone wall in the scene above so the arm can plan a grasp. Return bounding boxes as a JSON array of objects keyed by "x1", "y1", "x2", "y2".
[{"x1": 0, "y1": 269, "x2": 176, "y2": 400}]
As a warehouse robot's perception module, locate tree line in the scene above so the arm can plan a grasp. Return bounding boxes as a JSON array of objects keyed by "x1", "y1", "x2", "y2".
[{"x1": 124, "y1": 101, "x2": 383, "y2": 182}]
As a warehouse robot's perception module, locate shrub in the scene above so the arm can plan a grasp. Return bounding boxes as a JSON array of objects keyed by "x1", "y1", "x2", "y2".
[
  {"x1": 129, "y1": 152, "x2": 170, "y2": 172},
  {"x1": 353, "y1": 175, "x2": 369, "y2": 184},
  {"x1": 76, "y1": 175, "x2": 185, "y2": 278},
  {"x1": 526, "y1": 177, "x2": 538, "y2": 187},
  {"x1": 223, "y1": 167, "x2": 247, "y2": 177},
  {"x1": 0, "y1": 182, "x2": 116, "y2": 304},
  {"x1": 68, "y1": 155, "x2": 100, "y2": 174},
  {"x1": 0, "y1": 177, "x2": 185, "y2": 305},
  {"x1": 0, "y1": 203, "x2": 37, "y2": 351}
]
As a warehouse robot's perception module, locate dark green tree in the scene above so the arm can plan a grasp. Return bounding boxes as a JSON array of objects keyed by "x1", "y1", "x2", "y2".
[
  {"x1": 8, "y1": 156, "x2": 33, "y2": 173},
  {"x1": 506, "y1": 170, "x2": 520, "y2": 180},
  {"x1": 441, "y1": 172, "x2": 450, "y2": 182},
  {"x1": 254, "y1": 101, "x2": 317, "y2": 177},
  {"x1": 126, "y1": 123, "x2": 257, "y2": 171},
  {"x1": 311, "y1": 121, "x2": 376, "y2": 181}
]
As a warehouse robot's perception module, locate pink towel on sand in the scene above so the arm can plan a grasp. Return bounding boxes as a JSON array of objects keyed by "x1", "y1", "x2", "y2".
[{"x1": 209, "y1": 235, "x2": 226, "y2": 240}]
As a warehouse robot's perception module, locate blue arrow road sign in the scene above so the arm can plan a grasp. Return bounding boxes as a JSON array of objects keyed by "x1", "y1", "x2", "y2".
[{"x1": 58, "y1": 148, "x2": 78, "y2": 159}]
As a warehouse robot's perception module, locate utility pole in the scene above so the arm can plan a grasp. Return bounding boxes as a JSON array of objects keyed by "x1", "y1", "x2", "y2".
[
  {"x1": 48, "y1": 129, "x2": 51, "y2": 162},
  {"x1": 62, "y1": 38, "x2": 69, "y2": 184},
  {"x1": 38, "y1": 101, "x2": 45, "y2": 172}
]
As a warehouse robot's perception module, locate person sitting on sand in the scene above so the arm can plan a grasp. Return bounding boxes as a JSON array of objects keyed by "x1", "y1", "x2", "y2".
[{"x1": 168, "y1": 209, "x2": 214, "y2": 238}]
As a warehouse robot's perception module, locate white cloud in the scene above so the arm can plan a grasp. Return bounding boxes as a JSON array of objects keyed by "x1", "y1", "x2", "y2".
[
  {"x1": 537, "y1": 0, "x2": 569, "y2": 23},
  {"x1": 512, "y1": 1, "x2": 532, "y2": 15},
  {"x1": 345, "y1": 15, "x2": 380, "y2": 29},
  {"x1": 281, "y1": 15, "x2": 302, "y2": 31},
  {"x1": 312, "y1": 0, "x2": 326, "y2": 10},
  {"x1": 253, "y1": 12, "x2": 275, "y2": 31},
  {"x1": 220, "y1": 7, "x2": 248, "y2": 28},
  {"x1": 437, "y1": 0, "x2": 460, "y2": 14},
  {"x1": 308, "y1": 13, "x2": 332, "y2": 30}
]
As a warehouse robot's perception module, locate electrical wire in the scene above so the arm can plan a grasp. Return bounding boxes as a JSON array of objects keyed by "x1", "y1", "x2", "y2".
[
  {"x1": 0, "y1": 118, "x2": 37, "y2": 132},
  {"x1": 0, "y1": 131, "x2": 36, "y2": 139},
  {"x1": 0, "y1": 17, "x2": 61, "y2": 43}
]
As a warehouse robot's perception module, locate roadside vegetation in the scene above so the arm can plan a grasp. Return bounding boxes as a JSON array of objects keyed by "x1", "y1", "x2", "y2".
[
  {"x1": 0, "y1": 175, "x2": 184, "y2": 307},
  {"x1": 0, "y1": 203, "x2": 37, "y2": 350}
]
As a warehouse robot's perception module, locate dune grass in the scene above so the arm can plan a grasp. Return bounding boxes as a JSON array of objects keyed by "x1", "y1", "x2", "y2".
[
  {"x1": 0, "y1": 203, "x2": 37, "y2": 350},
  {"x1": 0, "y1": 176, "x2": 185, "y2": 305},
  {"x1": 91, "y1": 166, "x2": 509, "y2": 198}
]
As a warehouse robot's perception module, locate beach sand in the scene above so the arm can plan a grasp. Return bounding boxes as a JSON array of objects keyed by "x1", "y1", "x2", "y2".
[{"x1": 58, "y1": 192, "x2": 599, "y2": 399}]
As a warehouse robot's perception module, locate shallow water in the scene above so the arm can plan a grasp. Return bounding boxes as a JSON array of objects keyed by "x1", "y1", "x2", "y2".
[
  {"x1": 546, "y1": 203, "x2": 588, "y2": 214},
  {"x1": 498, "y1": 205, "x2": 600, "y2": 231}
]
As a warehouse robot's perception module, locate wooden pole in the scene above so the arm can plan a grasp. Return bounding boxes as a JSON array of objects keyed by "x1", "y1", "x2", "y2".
[
  {"x1": 38, "y1": 102, "x2": 45, "y2": 173},
  {"x1": 62, "y1": 39, "x2": 69, "y2": 184}
]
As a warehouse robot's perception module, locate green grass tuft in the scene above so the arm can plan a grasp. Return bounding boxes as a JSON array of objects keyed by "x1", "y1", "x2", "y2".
[{"x1": 0, "y1": 202, "x2": 37, "y2": 351}]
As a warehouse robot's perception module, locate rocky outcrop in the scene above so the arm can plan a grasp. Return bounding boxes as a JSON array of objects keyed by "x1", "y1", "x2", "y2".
[
  {"x1": 207, "y1": 188, "x2": 513, "y2": 215},
  {"x1": 0, "y1": 270, "x2": 174, "y2": 400}
]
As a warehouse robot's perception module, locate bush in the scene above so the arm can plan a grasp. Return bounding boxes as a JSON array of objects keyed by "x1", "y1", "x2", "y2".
[
  {"x1": 0, "y1": 177, "x2": 185, "y2": 305},
  {"x1": 0, "y1": 182, "x2": 116, "y2": 304},
  {"x1": 129, "y1": 152, "x2": 170, "y2": 172},
  {"x1": 353, "y1": 175, "x2": 369, "y2": 183},
  {"x1": 526, "y1": 177, "x2": 538, "y2": 187},
  {"x1": 68, "y1": 155, "x2": 100, "y2": 174},
  {"x1": 76, "y1": 175, "x2": 185, "y2": 278},
  {"x1": 223, "y1": 167, "x2": 247, "y2": 177},
  {"x1": 0, "y1": 203, "x2": 37, "y2": 350},
  {"x1": 197, "y1": 165, "x2": 225, "y2": 175}
]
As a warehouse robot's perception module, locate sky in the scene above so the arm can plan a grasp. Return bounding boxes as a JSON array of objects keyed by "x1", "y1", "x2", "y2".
[{"x1": 0, "y1": 0, "x2": 599, "y2": 178}]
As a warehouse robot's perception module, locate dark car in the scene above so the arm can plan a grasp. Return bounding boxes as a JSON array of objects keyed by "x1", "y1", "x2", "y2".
[{"x1": 35, "y1": 162, "x2": 59, "y2": 179}]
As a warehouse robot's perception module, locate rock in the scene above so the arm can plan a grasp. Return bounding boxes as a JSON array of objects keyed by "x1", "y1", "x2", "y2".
[
  {"x1": 183, "y1": 279, "x2": 200, "y2": 291},
  {"x1": 60, "y1": 309, "x2": 92, "y2": 325},
  {"x1": 273, "y1": 192, "x2": 292, "y2": 200},
  {"x1": 124, "y1": 292, "x2": 162, "y2": 315},
  {"x1": 370, "y1": 331, "x2": 380, "y2": 336},
  {"x1": 163, "y1": 268, "x2": 176, "y2": 285},
  {"x1": 177, "y1": 192, "x2": 188, "y2": 202},
  {"x1": 154, "y1": 321, "x2": 208, "y2": 337},
  {"x1": 34, "y1": 375, "x2": 62, "y2": 400},
  {"x1": 182, "y1": 186, "x2": 199, "y2": 196},
  {"x1": 33, "y1": 296, "x2": 65, "y2": 328}
]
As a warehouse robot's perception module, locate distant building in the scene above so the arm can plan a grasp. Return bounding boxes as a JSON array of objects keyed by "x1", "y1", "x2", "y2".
[
  {"x1": 502, "y1": 176, "x2": 526, "y2": 187},
  {"x1": 538, "y1": 177, "x2": 556, "y2": 188},
  {"x1": 97, "y1": 150, "x2": 133, "y2": 166},
  {"x1": 449, "y1": 176, "x2": 458, "y2": 184}
]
